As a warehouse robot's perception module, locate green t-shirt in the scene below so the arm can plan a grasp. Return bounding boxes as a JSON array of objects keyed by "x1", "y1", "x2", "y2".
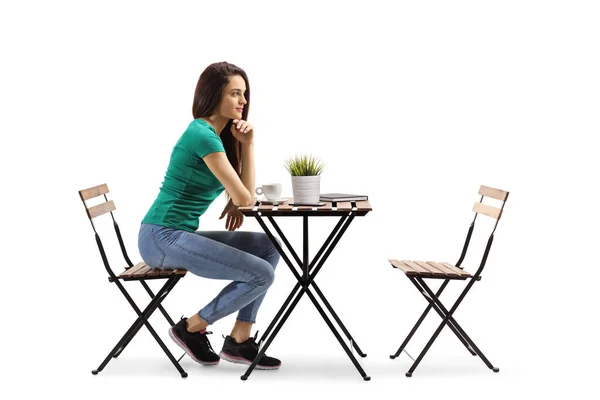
[{"x1": 142, "y1": 119, "x2": 225, "y2": 232}]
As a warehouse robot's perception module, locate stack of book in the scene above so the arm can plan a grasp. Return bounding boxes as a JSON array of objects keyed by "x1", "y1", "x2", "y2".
[{"x1": 319, "y1": 193, "x2": 368, "y2": 202}]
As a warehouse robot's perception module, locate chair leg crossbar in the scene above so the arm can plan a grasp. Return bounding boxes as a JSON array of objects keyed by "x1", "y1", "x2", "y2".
[
  {"x1": 92, "y1": 276, "x2": 188, "y2": 378},
  {"x1": 390, "y1": 276, "x2": 499, "y2": 377}
]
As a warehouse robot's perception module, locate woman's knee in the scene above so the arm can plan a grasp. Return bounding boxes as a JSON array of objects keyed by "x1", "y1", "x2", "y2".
[
  {"x1": 253, "y1": 231, "x2": 277, "y2": 248},
  {"x1": 261, "y1": 233, "x2": 281, "y2": 266},
  {"x1": 253, "y1": 259, "x2": 275, "y2": 288}
]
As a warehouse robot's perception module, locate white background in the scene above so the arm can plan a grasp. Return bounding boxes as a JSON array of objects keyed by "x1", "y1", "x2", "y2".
[{"x1": 2, "y1": 0, "x2": 599, "y2": 398}]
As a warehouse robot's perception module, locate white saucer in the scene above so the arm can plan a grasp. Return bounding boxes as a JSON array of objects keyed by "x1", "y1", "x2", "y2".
[{"x1": 259, "y1": 197, "x2": 288, "y2": 205}]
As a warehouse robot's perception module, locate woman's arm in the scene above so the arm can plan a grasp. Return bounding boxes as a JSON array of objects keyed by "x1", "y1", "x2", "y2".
[
  {"x1": 204, "y1": 152, "x2": 253, "y2": 206},
  {"x1": 240, "y1": 142, "x2": 255, "y2": 198}
]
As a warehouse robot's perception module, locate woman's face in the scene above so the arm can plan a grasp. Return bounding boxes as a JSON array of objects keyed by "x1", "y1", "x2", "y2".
[{"x1": 217, "y1": 74, "x2": 247, "y2": 120}]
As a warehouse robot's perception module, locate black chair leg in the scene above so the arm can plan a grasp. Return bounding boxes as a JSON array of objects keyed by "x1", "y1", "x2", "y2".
[
  {"x1": 113, "y1": 279, "x2": 180, "y2": 358},
  {"x1": 92, "y1": 277, "x2": 188, "y2": 378},
  {"x1": 391, "y1": 279, "x2": 476, "y2": 359},
  {"x1": 418, "y1": 279, "x2": 498, "y2": 372},
  {"x1": 403, "y1": 277, "x2": 498, "y2": 376}
]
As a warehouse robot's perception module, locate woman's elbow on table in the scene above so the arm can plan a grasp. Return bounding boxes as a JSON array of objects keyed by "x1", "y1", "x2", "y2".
[{"x1": 232, "y1": 191, "x2": 254, "y2": 207}]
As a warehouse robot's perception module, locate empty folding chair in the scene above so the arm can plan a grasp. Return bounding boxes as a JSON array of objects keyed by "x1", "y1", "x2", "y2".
[
  {"x1": 78, "y1": 183, "x2": 189, "y2": 378},
  {"x1": 388, "y1": 185, "x2": 509, "y2": 376}
]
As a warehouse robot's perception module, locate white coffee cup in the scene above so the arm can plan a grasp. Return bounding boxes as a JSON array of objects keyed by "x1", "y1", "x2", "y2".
[{"x1": 255, "y1": 183, "x2": 282, "y2": 201}]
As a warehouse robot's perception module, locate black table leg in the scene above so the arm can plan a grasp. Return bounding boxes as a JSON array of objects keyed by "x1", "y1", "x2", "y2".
[
  {"x1": 242, "y1": 212, "x2": 369, "y2": 380},
  {"x1": 269, "y1": 213, "x2": 367, "y2": 356},
  {"x1": 310, "y1": 281, "x2": 367, "y2": 357},
  {"x1": 241, "y1": 287, "x2": 306, "y2": 380},
  {"x1": 304, "y1": 288, "x2": 370, "y2": 380}
]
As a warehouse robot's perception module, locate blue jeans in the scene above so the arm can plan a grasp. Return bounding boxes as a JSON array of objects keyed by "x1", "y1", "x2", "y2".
[{"x1": 138, "y1": 223, "x2": 280, "y2": 325}]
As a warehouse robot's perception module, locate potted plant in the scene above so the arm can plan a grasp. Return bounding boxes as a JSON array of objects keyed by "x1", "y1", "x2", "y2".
[{"x1": 284, "y1": 154, "x2": 325, "y2": 205}]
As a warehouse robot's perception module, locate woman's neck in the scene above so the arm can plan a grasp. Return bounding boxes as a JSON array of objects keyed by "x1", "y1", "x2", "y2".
[{"x1": 199, "y1": 116, "x2": 229, "y2": 136}]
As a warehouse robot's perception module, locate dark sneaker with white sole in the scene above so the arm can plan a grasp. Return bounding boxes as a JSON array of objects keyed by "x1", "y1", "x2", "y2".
[
  {"x1": 168, "y1": 317, "x2": 220, "y2": 365},
  {"x1": 219, "y1": 331, "x2": 281, "y2": 370}
]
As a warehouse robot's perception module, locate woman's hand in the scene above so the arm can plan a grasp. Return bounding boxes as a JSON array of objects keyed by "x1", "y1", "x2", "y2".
[
  {"x1": 230, "y1": 119, "x2": 254, "y2": 144},
  {"x1": 219, "y1": 198, "x2": 245, "y2": 231}
]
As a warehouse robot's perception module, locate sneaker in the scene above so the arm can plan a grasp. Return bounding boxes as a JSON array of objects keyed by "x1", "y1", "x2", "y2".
[
  {"x1": 219, "y1": 331, "x2": 281, "y2": 370},
  {"x1": 168, "y1": 317, "x2": 220, "y2": 365}
]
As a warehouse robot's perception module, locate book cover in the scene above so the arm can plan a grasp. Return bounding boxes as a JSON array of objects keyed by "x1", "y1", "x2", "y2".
[{"x1": 319, "y1": 193, "x2": 369, "y2": 201}]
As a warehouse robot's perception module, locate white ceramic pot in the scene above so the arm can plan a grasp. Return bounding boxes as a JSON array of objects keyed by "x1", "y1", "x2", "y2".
[{"x1": 291, "y1": 175, "x2": 321, "y2": 204}]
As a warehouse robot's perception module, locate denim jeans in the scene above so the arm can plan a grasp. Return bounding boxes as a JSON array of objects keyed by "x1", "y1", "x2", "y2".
[{"x1": 138, "y1": 223, "x2": 280, "y2": 325}]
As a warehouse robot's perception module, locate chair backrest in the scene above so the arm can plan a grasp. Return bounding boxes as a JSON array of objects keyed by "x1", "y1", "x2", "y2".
[
  {"x1": 79, "y1": 183, "x2": 134, "y2": 278},
  {"x1": 79, "y1": 184, "x2": 115, "y2": 219},
  {"x1": 455, "y1": 185, "x2": 509, "y2": 277},
  {"x1": 472, "y1": 185, "x2": 509, "y2": 222}
]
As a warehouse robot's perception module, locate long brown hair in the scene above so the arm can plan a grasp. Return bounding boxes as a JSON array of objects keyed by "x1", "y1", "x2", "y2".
[{"x1": 192, "y1": 62, "x2": 250, "y2": 179}]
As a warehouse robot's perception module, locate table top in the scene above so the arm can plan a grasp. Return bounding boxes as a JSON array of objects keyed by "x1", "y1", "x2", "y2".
[{"x1": 239, "y1": 198, "x2": 372, "y2": 217}]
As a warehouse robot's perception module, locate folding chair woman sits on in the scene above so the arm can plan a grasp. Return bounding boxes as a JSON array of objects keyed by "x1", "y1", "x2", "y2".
[{"x1": 79, "y1": 183, "x2": 188, "y2": 378}]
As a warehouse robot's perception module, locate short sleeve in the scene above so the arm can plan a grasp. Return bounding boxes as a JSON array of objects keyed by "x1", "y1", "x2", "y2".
[{"x1": 190, "y1": 123, "x2": 225, "y2": 159}]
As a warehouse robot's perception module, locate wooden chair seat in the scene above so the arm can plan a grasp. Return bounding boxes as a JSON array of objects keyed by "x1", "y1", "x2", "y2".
[
  {"x1": 389, "y1": 259, "x2": 471, "y2": 280},
  {"x1": 119, "y1": 262, "x2": 187, "y2": 280}
]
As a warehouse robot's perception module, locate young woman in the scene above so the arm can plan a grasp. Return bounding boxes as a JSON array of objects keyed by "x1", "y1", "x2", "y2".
[{"x1": 138, "y1": 61, "x2": 281, "y2": 370}]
